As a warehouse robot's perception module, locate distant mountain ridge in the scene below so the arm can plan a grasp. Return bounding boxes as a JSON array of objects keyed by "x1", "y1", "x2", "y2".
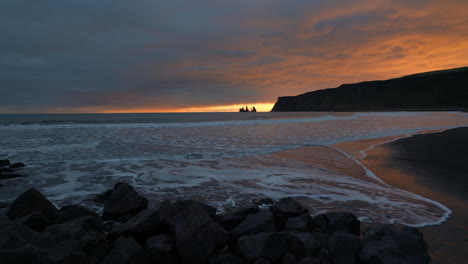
[{"x1": 271, "y1": 66, "x2": 468, "y2": 112}]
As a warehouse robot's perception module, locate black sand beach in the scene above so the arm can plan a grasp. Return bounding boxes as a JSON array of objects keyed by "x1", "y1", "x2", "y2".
[{"x1": 361, "y1": 127, "x2": 468, "y2": 264}]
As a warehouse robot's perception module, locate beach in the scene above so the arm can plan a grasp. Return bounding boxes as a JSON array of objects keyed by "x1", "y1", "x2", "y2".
[
  {"x1": 337, "y1": 127, "x2": 468, "y2": 263},
  {"x1": 1, "y1": 112, "x2": 468, "y2": 263}
]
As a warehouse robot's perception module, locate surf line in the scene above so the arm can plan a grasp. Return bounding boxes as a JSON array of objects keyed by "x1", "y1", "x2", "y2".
[
  {"x1": 328, "y1": 130, "x2": 454, "y2": 227},
  {"x1": 358, "y1": 128, "x2": 451, "y2": 160},
  {"x1": 326, "y1": 145, "x2": 388, "y2": 186}
]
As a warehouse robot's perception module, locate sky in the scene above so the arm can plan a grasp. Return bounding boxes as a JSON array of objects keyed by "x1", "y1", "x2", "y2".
[{"x1": 1, "y1": 0, "x2": 467, "y2": 113}]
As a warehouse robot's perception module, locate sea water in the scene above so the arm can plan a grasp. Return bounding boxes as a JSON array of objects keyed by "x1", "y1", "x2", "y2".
[{"x1": 1, "y1": 111, "x2": 467, "y2": 226}]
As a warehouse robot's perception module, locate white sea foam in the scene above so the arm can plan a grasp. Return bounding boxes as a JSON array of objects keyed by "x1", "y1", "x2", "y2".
[{"x1": 0, "y1": 112, "x2": 467, "y2": 226}]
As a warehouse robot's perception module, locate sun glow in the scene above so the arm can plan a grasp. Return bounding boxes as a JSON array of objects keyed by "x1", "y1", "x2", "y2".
[{"x1": 98, "y1": 103, "x2": 275, "y2": 113}]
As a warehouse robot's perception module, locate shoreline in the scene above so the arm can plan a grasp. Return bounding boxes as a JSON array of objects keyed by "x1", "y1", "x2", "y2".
[{"x1": 356, "y1": 127, "x2": 468, "y2": 264}]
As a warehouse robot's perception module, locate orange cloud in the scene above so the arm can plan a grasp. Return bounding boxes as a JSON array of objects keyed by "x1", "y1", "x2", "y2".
[{"x1": 1, "y1": 0, "x2": 467, "y2": 113}]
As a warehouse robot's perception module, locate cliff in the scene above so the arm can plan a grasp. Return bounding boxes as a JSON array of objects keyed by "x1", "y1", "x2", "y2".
[{"x1": 271, "y1": 67, "x2": 468, "y2": 111}]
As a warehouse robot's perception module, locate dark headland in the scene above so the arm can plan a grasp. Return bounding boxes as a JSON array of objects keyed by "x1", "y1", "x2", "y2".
[{"x1": 271, "y1": 66, "x2": 468, "y2": 112}]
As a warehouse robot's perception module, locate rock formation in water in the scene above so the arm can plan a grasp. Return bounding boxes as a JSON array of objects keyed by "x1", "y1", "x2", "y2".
[
  {"x1": 240, "y1": 106, "x2": 257, "y2": 112},
  {"x1": 271, "y1": 66, "x2": 468, "y2": 112},
  {"x1": 0, "y1": 159, "x2": 26, "y2": 180}
]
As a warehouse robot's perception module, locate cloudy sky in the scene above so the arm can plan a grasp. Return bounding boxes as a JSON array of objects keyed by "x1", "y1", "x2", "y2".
[{"x1": 1, "y1": 0, "x2": 467, "y2": 113}]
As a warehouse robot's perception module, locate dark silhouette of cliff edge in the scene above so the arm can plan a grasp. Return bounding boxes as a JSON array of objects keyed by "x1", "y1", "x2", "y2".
[{"x1": 271, "y1": 66, "x2": 468, "y2": 112}]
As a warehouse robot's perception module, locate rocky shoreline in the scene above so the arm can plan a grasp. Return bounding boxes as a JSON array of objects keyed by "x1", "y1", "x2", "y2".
[{"x1": 0, "y1": 178, "x2": 431, "y2": 264}]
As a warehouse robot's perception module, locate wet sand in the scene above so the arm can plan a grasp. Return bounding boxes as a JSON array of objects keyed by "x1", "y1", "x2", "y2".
[{"x1": 349, "y1": 127, "x2": 468, "y2": 263}]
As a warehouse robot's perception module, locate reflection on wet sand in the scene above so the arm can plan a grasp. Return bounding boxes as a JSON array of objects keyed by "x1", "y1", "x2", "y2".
[{"x1": 336, "y1": 129, "x2": 467, "y2": 264}]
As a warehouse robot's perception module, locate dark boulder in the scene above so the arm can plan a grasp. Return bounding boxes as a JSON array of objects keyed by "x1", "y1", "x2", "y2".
[
  {"x1": 251, "y1": 197, "x2": 274, "y2": 205},
  {"x1": 102, "y1": 182, "x2": 148, "y2": 220},
  {"x1": 263, "y1": 232, "x2": 305, "y2": 262},
  {"x1": 173, "y1": 199, "x2": 217, "y2": 219},
  {"x1": 314, "y1": 212, "x2": 360, "y2": 235},
  {"x1": 359, "y1": 224, "x2": 430, "y2": 264},
  {"x1": 281, "y1": 252, "x2": 298, "y2": 264},
  {"x1": 10, "y1": 162, "x2": 26, "y2": 169},
  {"x1": 217, "y1": 205, "x2": 260, "y2": 231},
  {"x1": 238, "y1": 232, "x2": 272, "y2": 262},
  {"x1": 291, "y1": 232, "x2": 321, "y2": 258},
  {"x1": 0, "y1": 159, "x2": 10, "y2": 167},
  {"x1": 208, "y1": 252, "x2": 245, "y2": 264},
  {"x1": 54, "y1": 204, "x2": 98, "y2": 224},
  {"x1": 173, "y1": 205, "x2": 228, "y2": 264},
  {"x1": 297, "y1": 258, "x2": 321, "y2": 264},
  {"x1": 238, "y1": 231, "x2": 305, "y2": 263},
  {"x1": 254, "y1": 258, "x2": 272, "y2": 264},
  {"x1": 230, "y1": 210, "x2": 276, "y2": 239},
  {"x1": 44, "y1": 216, "x2": 107, "y2": 262},
  {"x1": 0, "y1": 216, "x2": 60, "y2": 264},
  {"x1": 328, "y1": 231, "x2": 361, "y2": 264},
  {"x1": 145, "y1": 234, "x2": 178, "y2": 264},
  {"x1": 0, "y1": 215, "x2": 106, "y2": 264},
  {"x1": 15, "y1": 211, "x2": 48, "y2": 232},
  {"x1": 100, "y1": 236, "x2": 147, "y2": 264},
  {"x1": 111, "y1": 200, "x2": 176, "y2": 240},
  {"x1": 270, "y1": 197, "x2": 308, "y2": 229},
  {"x1": 7, "y1": 188, "x2": 58, "y2": 223},
  {"x1": 284, "y1": 214, "x2": 314, "y2": 232},
  {"x1": 93, "y1": 189, "x2": 114, "y2": 204}
]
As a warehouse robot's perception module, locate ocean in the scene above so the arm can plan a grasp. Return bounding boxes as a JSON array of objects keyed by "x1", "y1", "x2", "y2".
[{"x1": 1, "y1": 111, "x2": 468, "y2": 227}]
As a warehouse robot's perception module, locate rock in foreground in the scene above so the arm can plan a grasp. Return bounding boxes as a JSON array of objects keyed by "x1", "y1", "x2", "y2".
[
  {"x1": 1, "y1": 184, "x2": 431, "y2": 264},
  {"x1": 102, "y1": 182, "x2": 148, "y2": 220}
]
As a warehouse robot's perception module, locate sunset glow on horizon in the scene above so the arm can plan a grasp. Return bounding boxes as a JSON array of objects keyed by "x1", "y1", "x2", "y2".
[
  {"x1": 1, "y1": 0, "x2": 468, "y2": 113},
  {"x1": 97, "y1": 103, "x2": 275, "y2": 113}
]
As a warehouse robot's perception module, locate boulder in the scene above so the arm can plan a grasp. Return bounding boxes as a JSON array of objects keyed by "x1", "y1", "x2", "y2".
[
  {"x1": 0, "y1": 216, "x2": 61, "y2": 264},
  {"x1": 54, "y1": 204, "x2": 98, "y2": 224},
  {"x1": 263, "y1": 232, "x2": 304, "y2": 262},
  {"x1": 230, "y1": 210, "x2": 276, "y2": 239},
  {"x1": 7, "y1": 188, "x2": 58, "y2": 223},
  {"x1": 173, "y1": 205, "x2": 228, "y2": 264},
  {"x1": 328, "y1": 231, "x2": 361, "y2": 264},
  {"x1": 359, "y1": 224, "x2": 430, "y2": 264},
  {"x1": 208, "y1": 252, "x2": 245, "y2": 264},
  {"x1": 238, "y1": 232, "x2": 271, "y2": 261},
  {"x1": 0, "y1": 215, "x2": 103, "y2": 264},
  {"x1": 15, "y1": 211, "x2": 48, "y2": 232},
  {"x1": 111, "y1": 200, "x2": 176, "y2": 240},
  {"x1": 0, "y1": 159, "x2": 10, "y2": 167},
  {"x1": 251, "y1": 197, "x2": 274, "y2": 205},
  {"x1": 10, "y1": 162, "x2": 26, "y2": 169},
  {"x1": 100, "y1": 236, "x2": 147, "y2": 264},
  {"x1": 44, "y1": 216, "x2": 107, "y2": 262},
  {"x1": 281, "y1": 252, "x2": 298, "y2": 264},
  {"x1": 270, "y1": 197, "x2": 308, "y2": 229},
  {"x1": 254, "y1": 258, "x2": 272, "y2": 264},
  {"x1": 297, "y1": 258, "x2": 321, "y2": 264},
  {"x1": 238, "y1": 232, "x2": 304, "y2": 263},
  {"x1": 291, "y1": 232, "x2": 321, "y2": 258},
  {"x1": 314, "y1": 212, "x2": 360, "y2": 235},
  {"x1": 93, "y1": 189, "x2": 114, "y2": 204},
  {"x1": 284, "y1": 214, "x2": 314, "y2": 232},
  {"x1": 217, "y1": 205, "x2": 260, "y2": 231},
  {"x1": 173, "y1": 199, "x2": 217, "y2": 219},
  {"x1": 102, "y1": 182, "x2": 148, "y2": 220},
  {"x1": 145, "y1": 234, "x2": 178, "y2": 264}
]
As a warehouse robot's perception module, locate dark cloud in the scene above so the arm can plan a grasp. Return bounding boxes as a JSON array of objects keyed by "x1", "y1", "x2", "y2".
[{"x1": 0, "y1": 0, "x2": 467, "y2": 112}]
